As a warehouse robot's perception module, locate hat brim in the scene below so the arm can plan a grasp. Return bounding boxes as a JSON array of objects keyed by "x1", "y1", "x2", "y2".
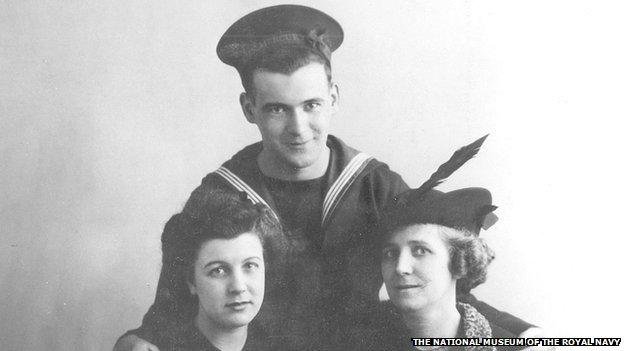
[{"x1": 392, "y1": 187, "x2": 496, "y2": 235}]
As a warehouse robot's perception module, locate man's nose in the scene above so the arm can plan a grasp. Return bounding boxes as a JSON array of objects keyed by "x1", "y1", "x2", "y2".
[
  {"x1": 228, "y1": 270, "x2": 247, "y2": 294},
  {"x1": 395, "y1": 250, "x2": 413, "y2": 276},
  {"x1": 286, "y1": 109, "x2": 309, "y2": 136}
]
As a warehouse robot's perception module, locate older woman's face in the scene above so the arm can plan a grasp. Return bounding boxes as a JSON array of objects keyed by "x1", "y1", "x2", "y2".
[
  {"x1": 381, "y1": 224, "x2": 456, "y2": 313},
  {"x1": 189, "y1": 232, "x2": 265, "y2": 330}
]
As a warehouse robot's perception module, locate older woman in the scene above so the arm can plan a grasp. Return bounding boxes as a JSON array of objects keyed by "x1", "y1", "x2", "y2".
[
  {"x1": 354, "y1": 136, "x2": 525, "y2": 351},
  {"x1": 153, "y1": 190, "x2": 283, "y2": 351}
]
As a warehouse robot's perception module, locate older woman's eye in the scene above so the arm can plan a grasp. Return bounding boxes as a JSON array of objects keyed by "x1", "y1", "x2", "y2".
[{"x1": 412, "y1": 247, "x2": 429, "y2": 256}]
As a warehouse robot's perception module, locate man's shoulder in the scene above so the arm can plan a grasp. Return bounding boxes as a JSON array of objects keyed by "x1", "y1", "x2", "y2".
[
  {"x1": 327, "y1": 134, "x2": 394, "y2": 174},
  {"x1": 326, "y1": 136, "x2": 410, "y2": 203},
  {"x1": 221, "y1": 141, "x2": 263, "y2": 170},
  {"x1": 217, "y1": 135, "x2": 394, "y2": 175}
]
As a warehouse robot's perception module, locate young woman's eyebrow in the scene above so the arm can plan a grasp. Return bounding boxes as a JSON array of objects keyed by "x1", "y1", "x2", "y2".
[
  {"x1": 203, "y1": 260, "x2": 227, "y2": 269},
  {"x1": 381, "y1": 242, "x2": 397, "y2": 250}
]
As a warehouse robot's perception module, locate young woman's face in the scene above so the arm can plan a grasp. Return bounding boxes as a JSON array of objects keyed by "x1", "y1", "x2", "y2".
[
  {"x1": 381, "y1": 224, "x2": 457, "y2": 313},
  {"x1": 189, "y1": 232, "x2": 265, "y2": 330}
]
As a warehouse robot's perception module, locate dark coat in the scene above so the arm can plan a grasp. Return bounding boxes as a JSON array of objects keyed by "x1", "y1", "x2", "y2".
[
  {"x1": 348, "y1": 301, "x2": 524, "y2": 351},
  {"x1": 159, "y1": 321, "x2": 270, "y2": 351}
]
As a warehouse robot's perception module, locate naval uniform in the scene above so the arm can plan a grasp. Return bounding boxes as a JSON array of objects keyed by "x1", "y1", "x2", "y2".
[{"x1": 129, "y1": 135, "x2": 531, "y2": 350}]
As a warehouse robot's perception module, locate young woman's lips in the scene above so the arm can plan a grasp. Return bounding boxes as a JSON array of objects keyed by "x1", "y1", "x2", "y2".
[
  {"x1": 395, "y1": 284, "x2": 422, "y2": 290},
  {"x1": 225, "y1": 301, "x2": 252, "y2": 311}
]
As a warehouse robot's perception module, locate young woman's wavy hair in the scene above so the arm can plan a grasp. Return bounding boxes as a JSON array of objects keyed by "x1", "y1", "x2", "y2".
[{"x1": 160, "y1": 189, "x2": 285, "y2": 317}]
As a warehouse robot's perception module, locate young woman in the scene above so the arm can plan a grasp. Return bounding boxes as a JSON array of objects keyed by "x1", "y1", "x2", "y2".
[{"x1": 155, "y1": 190, "x2": 282, "y2": 351}]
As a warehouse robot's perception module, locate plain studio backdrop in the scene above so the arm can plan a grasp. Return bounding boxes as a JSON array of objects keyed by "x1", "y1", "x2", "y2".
[{"x1": 2, "y1": 1, "x2": 623, "y2": 350}]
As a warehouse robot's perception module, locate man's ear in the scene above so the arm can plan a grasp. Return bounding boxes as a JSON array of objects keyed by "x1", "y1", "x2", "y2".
[
  {"x1": 329, "y1": 82, "x2": 339, "y2": 112},
  {"x1": 240, "y1": 92, "x2": 256, "y2": 124}
]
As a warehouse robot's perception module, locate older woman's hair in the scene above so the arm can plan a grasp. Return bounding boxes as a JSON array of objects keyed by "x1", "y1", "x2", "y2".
[{"x1": 438, "y1": 225, "x2": 495, "y2": 294}]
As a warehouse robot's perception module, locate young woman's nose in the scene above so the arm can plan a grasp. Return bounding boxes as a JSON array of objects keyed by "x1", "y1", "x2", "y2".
[{"x1": 228, "y1": 270, "x2": 247, "y2": 294}]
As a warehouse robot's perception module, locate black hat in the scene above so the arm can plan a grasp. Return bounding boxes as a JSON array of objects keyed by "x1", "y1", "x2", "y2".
[
  {"x1": 391, "y1": 187, "x2": 497, "y2": 235},
  {"x1": 217, "y1": 5, "x2": 344, "y2": 69},
  {"x1": 385, "y1": 135, "x2": 498, "y2": 236}
]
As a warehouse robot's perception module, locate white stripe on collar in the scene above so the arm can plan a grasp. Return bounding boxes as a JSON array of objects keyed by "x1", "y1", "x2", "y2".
[
  {"x1": 214, "y1": 167, "x2": 279, "y2": 220},
  {"x1": 321, "y1": 153, "x2": 372, "y2": 227},
  {"x1": 214, "y1": 152, "x2": 372, "y2": 227}
]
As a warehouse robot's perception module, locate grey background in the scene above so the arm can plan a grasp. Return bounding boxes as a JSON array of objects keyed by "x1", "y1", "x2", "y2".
[{"x1": 2, "y1": 0, "x2": 623, "y2": 350}]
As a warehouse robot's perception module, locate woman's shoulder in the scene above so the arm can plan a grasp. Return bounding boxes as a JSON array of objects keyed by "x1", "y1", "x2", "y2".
[
  {"x1": 489, "y1": 322, "x2": 518, "y2": 338},
  {"x1": 156, "y1": 321, "x2": 220, "y2": 351},
  {"x1": 460, "y1": 302, "x2": 527, "y2": 350},
  {"x1": 157, "y1": 321, "x2": 272, "y2": 351},
  {"x1": 243, "y1": 323, "x2": 274, "y2": 351}
]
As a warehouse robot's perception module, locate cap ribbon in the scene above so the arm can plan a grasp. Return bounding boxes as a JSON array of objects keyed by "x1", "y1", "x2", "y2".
[{"x1": 304, "y1": 28, "x2": 332, "y2": 63}]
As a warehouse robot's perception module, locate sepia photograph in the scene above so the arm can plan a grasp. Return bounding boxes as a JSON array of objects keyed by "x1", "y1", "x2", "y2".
[{"x1": 2, "y1": 1, "x2": 623, "y2": 350}]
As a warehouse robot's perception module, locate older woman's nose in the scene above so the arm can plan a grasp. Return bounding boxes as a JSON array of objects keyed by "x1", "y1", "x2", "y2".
[{"x1": 395, "y1": 249, "x2": 413, "y2": 275}]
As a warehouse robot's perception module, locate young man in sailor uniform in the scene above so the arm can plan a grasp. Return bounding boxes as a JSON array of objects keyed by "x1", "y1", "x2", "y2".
[{"x1": 115, "y1": 5, "x2": 537, "y2": 351}]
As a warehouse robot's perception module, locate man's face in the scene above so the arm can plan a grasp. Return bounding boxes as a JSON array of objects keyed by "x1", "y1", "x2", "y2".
[{"x1": 241, "y1": 63, "x2": 338, "y2": 174}]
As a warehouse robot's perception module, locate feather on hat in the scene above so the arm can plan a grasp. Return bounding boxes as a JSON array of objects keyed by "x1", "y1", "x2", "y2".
[{"x1": 388, "y1": 135, "x2": 497, "y2": 235}]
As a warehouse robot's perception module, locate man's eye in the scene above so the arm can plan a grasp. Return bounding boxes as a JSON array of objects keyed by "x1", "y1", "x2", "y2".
[
  {"x1": 304, "y1": 102, "x2": 321, "y2": 111},
  {"x1": 268, "y1": 106, "x2": 285, "y2": 114}
]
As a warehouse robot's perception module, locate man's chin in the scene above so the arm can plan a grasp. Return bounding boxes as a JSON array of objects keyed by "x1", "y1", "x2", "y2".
[
  {"x1": 280, "y1": 153, "x2": 318, "y2": 170},
  {"x1": 285, "y1": 159, "x2": 316, "y2": 171}
]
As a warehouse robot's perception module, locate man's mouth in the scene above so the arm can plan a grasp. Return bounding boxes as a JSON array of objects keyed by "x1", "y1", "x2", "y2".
[{"x1": 288, "y1": 139, "x2": 311, "y2": 147}]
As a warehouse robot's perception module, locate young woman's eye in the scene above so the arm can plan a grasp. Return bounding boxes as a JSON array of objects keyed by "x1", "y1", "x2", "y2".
[
  {"x1": 244, "y1": 262, "x2": 260, "y2": 270},
  {"x1": 382, "y1": 249, "x2": 398, "y2": 260},
  {"x1": 208, "y1": 267, "x2": 227, "y2": 278}
]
